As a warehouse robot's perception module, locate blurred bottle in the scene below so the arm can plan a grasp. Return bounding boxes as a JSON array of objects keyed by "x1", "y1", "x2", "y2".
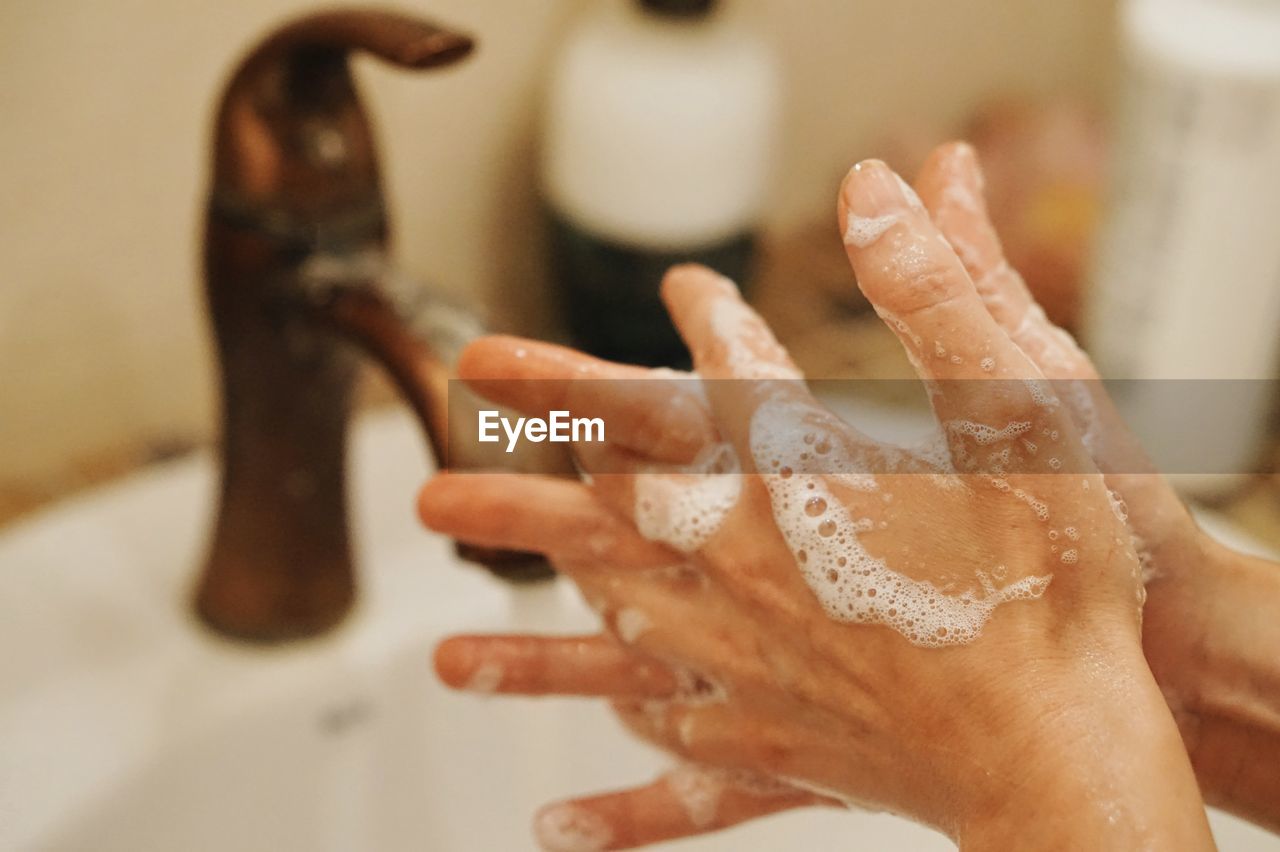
[
  {"x1": 541, "y1": 0, "x2": 779, "y2": 367},
  {"x1": 1084, "y1": 0, "x2": 1280, "y2": 497}
]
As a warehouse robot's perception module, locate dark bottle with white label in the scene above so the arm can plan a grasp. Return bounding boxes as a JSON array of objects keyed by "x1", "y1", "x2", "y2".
[{"x1": 541, "y1": 0, "x2": 779, "y2": 367}]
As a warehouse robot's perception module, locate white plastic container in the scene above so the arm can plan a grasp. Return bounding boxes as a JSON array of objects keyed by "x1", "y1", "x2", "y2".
[
  {"x1": 1084, "y1": 0, "x2": 1280, "y2": 495},
  {"x1": 541, "y1": 0, "x2": 780, "y2": 366}
]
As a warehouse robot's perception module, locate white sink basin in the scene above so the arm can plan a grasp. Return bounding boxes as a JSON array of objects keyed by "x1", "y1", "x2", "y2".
[{"x1": 1, "y1": 407, "x2": 1276, "y2": 851}]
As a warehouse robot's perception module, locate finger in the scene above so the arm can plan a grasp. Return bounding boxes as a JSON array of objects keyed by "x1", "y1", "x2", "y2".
[
  {"x1": 418, "y1": 472, "x2": 682, "y2": 570},
  {"x1": 573, "y1": 439, "x2": 750, "y2": 563},
  {"x1": 458, "y1": 335, "x2": 716, "y2": 463},
  {"x1": 434, "y1": 633, "x2": 677, "y2": 698},
  {"x1": 658, "y1": 265, "x2": 875, "y2": 470},
  {"x1": 915, "y1": 143, "x2": 1152, "y2": 474},
  {"x1": 838, "y1": 159, "x2": 1090, "y2": 475},
  {"x1": 914, "y1": 142, "x2": 1094, "y2": 380},
  {"x1": 533, "y1": 767, "x2": 826, "y2": 851}
]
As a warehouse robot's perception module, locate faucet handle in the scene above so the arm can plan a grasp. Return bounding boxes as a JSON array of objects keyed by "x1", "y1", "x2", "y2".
[{"x1": 209, "y1": 9, "x2": 474, "y2": 234}]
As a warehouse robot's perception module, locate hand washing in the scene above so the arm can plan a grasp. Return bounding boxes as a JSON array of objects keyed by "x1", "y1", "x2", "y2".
[
  {"x1": 5, "y1": 2, "x2": 1280, "y2": 850},
  {"x1": 421, "y1": 144, "x2": 1280, "y2": 851}
]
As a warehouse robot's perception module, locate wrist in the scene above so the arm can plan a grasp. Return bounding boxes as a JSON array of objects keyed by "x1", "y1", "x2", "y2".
[
  {"x1": 1146, "y1": 535, "x2": 1280, "y2": 826},
  {"x1": 955, "y1": 649, "x2": 1213, "y2": 850},
  {"x1": 1145, "y1": 533, "x2": 1280, "y2": 720}
]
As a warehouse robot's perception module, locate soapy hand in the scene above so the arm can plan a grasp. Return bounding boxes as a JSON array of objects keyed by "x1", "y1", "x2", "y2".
[
  {"x1": 420, "y1": 155, "x2": 1217, "y2": 849},
  {"x1": 917, "y1": 142, "x2": 1280, "y2": 831}
]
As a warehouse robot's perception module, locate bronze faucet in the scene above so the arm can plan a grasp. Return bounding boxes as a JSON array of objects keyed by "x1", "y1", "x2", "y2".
[{"x1": 195, "y1": 9, "x2": 546, "y2": 643}]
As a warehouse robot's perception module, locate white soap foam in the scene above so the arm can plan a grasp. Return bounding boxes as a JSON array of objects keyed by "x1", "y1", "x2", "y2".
[
  {"x1": 873, "y1": 306, "x2": 924, "y2": 349},
  {"x1": 1009, "y1": 484, "x2": 1050, "y2": 521},
  {"x1": 638, "y1": 665, "x2": 728, "y2": 738},
  {"x1": 663, "y1": 765, "x2": 799, "y2": 829},
  {"x1": 707, "y1": 288, "x2": 803, "y2": 381},
  {"x1": 534, "y1": 804, "x2": 612, "y2": 852},
  {"x1": 677, "y1": 713, "x2": 697, "y2": 747},
  {"x1": 947, "y1": 419, "x2": 1032, "y2": 446},
  {"x1": 843, "y1": 213, "x2": 901, "y2": 248},
  {"x1": 751, "y1": 399, "x2": 1051, "y2": 647},
  {"x1": 1064, "y1": 378, "x2": 1101, "y2": 454},
  {"x1": 1023, "y1": 378, "x2": 1058, "y2": 408},
  {"x1": 1009, "y1": 301, "x2": 1088, "y2": 376},
  {"x1": 615, "y1": 607, "x2": 652, "y2": 644},
  {"x1": 640, "y1": 699, "x2": 670, "y2": 732},
  {"x1": 1107, "y1": 488, "x2": 1129, "y2": 522},
  {"x1": 464, "y1": 661, "x2": 504, "y2": 693},
  {"x1": 634, "y1": 443, "x2": 742, "y2": 553},
  {"x1": 942, "y1": 181, "x2": 981, "y2": 213},
  {"x1": 665, "y1": 764, "x2": 725, "y2": 828}
]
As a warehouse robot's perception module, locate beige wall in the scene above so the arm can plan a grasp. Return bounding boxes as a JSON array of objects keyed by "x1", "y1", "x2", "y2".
[{"x1": 0, "y1": 0, "x2": 1116, "y2": 491}]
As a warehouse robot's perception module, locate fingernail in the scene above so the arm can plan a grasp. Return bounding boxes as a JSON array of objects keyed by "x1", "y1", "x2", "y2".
[
  {"x1": 936, "y1": 143, "x2": 986, "y2": 215},
  {"x1": 842, "y1": 159, "x2": 924, "y2": 220},
  {"x1": 534, "y1": 803, "x2": 613, "y2": 852},
  {"x1": 841, "y1": 160, "x2": 924, "y2": 248},
  {"x1": 949, "y1": 141, "x2": 985, "y2": 192}
]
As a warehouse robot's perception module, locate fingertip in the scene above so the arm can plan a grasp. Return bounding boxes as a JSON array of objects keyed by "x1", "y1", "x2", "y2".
[
  {"x1": 456, "y1": 334, "x2": 537, "y2": 383},
  {"x1": 838, "y1": 159, "x2": 927, "y2": 251},
  {"x1": 947, "y1": 140, "x2": 983, "y2": 187},
  {"x1": 432, "y1": 636, "x2": 472, "y2": 688},
  {"x1": 838, "y1": 157, "x2": 886, "y2": 194},
  {"x1": 660, "y1": 263, "x2": 736, "y2": 310},
  {"x1": 455, "y1": 335, "x2": 503, "y2": 380},
  {"x1": 416, "y1": 472, "x2": 461, "y2": 530},
  {"x1": 917, "y1": 140, "x2": 985, "y2": 207}
]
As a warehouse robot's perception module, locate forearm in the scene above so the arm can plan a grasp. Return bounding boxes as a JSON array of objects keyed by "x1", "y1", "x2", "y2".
[{"x1": 1145, "y1": 540, "x2": 1280, "y2": 830}]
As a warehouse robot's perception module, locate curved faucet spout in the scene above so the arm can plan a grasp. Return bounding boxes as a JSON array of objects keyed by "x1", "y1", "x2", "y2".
[{"x1": 195, "y1": 9, "x2": 542, "y2": 644}]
